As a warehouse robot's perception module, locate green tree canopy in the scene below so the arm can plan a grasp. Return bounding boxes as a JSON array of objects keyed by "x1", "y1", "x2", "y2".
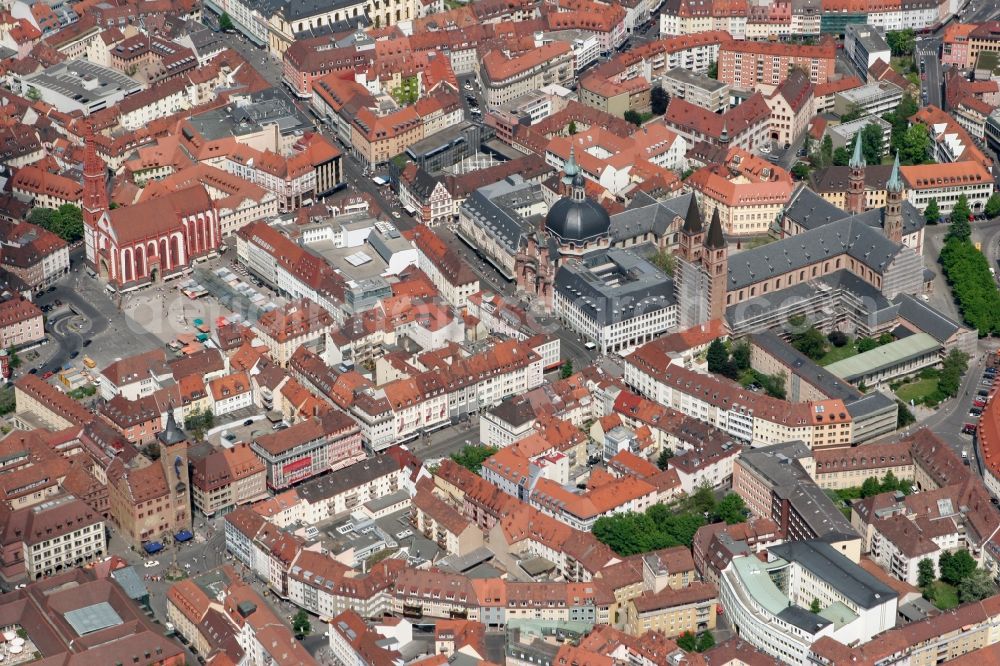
[
  {"x1": 939, "y1": 237, "x2": 1000, "y2": 334},
  {"x1": 183, "y1": 408, "x2": 214, "y2": 440},
  {"x1": 918, "y1": 558, "x2": 936, "y2": 588},
  {"x1": 657, "y1": 448, "x2": 673, "y2": 470},
  {"x1": 291, "y1": 610, "x2": 311, "y2": 637},
  {"x1": 898, "y1": 124, "x2": 931, "y2": 165},
  {"x1": 886, "y1": 29, "x2": 916, "y2": 56},
  {"x1": 958, "y1": 568, "x2": 996, "y2": 603},
  {"x1": 792, "y1": 327, "x2": 827, "y2": 360},
  {"x1": 940, "y1": 549, "x2": 977, "y2": 586},
  {"x1": 937, "y1": 349, "x2": 970, "y2": 400},
  {"x1": 706, "y1": 339, "x2": 728, "y2": 374},
  {"x1": 986, "y1": 193, "x2": 1000, "y2": 219},
  {"x1": 624, "y1": 110, "x2": 643, "y2": 126},
  {"x1": 896, "y1": 400, "x2": 916, "y2": 428},
  {"x1": 840, "y1": 104, "x2": 863, "y2": 123},
  {"x1": 861, "y1": 476, "x2": 881, "y2": 498},
  {"x1": 810, "y1": 598, "x2": 821, "y2": 613},
  {"x1": 27, "y1": 204, "x2": 83, "y2": 242},
  {"x1": 560, "y1": 358, "x2": 574, "y2": 379},
  {"x1": 860, "y1": 123, "x2": 884, "y2": 165},
  {"x1": 924, "y1": 199, "x2": 940, "y2": 223},
  {"x1": 791, "y1": 163, "x2": 810, "y2": 180},
  {"x1": 714, "y1": 493, "x2": 748, "y2": 525},
  {"x1": 695, "y1": 632, "x2": 715, "y2": 652},
  {"x1": 451, "y1": 445, "x2": 499, "y2": 474},
  {"x1": 832, "y1": 146, "x2": 851, "y2": 166},
  {"x1": 219, "y1": 12, "x2": 235, "y2": 30},
  {"x1": 731, "y1": 343, "x2": 750, "y2": 371}
]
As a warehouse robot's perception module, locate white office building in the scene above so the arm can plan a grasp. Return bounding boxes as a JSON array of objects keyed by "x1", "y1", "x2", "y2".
[{"x1": 719, "y1": 541, "x2": 898, "y2": 664}]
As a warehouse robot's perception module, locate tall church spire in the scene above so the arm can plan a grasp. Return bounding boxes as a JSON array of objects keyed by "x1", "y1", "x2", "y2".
[
  {"x1": 849, "y1": 132, "x2": 865, "y2": 169},
  {"x1": 682, "y1": 195, "x2": 703, "y2": 234},
  {"x1": 887, "y1": 150, "x2": 903, "y2": 194},
  {"x1": 705, "y1": 207, "x2": 725, "y2": 249},
  {"x1": 846, "y1": 132, "x2": 867, "y2": 215},
  {"x1": 884, "y1": 151, "x2": 904, "y2": 244}
]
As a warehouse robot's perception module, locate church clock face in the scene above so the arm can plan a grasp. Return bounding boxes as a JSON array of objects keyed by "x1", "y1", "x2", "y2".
[{"x1": 174, "y1": 455, "x2": 183, "y2": 479}]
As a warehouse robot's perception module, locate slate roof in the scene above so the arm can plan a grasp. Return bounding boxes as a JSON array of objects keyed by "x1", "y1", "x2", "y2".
[
  {"x1": 844, "y1": 391, "x2": 897, "y2": 419},
  {"x1": 460, "y1": 178, "x2": 537, "y2": 255},
  {"x1": 893, "y1": 293, "x2": 963, "y2": 343},
  {"x1": 777, "y1": 604, "x2": 832, "y2": 633},
  {"x1": 405, "y1": 165, "x2": 442, "y2": 200},
  {"x1": 769, "y1": 541, "x2": 897, "y2": 609},
  {"x1": 738, "y1": 441, "x2": 860, "y2": 543},
  {"x1": 783, "y1": 185, "x2": 849, "y2": 231},
  {"x1": 609, "y1": 192, "x2": 692, "y2": 242},
  {"x1": 850, "y1": 200, "x2": 926, "y2": 237},
  {"x1": 554, "y1": 249, "x2": 676, "y2": 327},
  {"x1": 728, "y1": 217, "x2": 905, "y2": 291}
]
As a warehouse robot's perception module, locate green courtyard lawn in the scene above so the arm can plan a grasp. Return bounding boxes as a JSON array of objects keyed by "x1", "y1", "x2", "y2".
[
  {"x1": 895, "y1": 378, "x2": 939, "y2": 405},
  {"x1": 818, "y1": 341, "x2": 860, "y2": 366},
  {"x1": 925, "y1": 581, "x2": 959, "y2": 610}
]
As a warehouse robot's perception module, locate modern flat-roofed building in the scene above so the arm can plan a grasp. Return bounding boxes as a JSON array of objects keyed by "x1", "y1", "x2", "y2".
[
  {"x1": 660, "y1": 67, "x2": 730, "y2": 113},
  {"x1": 844, "y1": 24, "x2": 891, "y2": 80},
  {"x1": 17, "y1": 59, "x2": 141, "y2": 115},
  {"x1": 719, "y1": 541, "x2": 897, "y2": 664},
  {"x1": 834, "y1": 81, "x2": 903, "y2": 118},
  {"x1": 828, "y1": 115, "x2": 892, "y2": 154}
]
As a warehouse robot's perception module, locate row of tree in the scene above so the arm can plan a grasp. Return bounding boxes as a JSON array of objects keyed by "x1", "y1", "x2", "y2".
[
  {"x1": 939, "y1": 233, "x2": 1000, "y2": 335},
  {"x1": 834, "y1": 471, "x2": 914, "y2": 503}
]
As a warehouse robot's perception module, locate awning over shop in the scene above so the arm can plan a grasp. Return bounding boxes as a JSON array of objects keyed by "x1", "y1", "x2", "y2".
[
  {"x1": 174, "y1": 530, "x2": 193, "y2": 543},
  {"x1": 143, "y1": 542, "x2": 163, "y2": 554}
]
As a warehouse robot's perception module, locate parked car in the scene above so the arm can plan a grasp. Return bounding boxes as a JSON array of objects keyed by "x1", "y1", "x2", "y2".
[
  {"x1": 41, "y1": 371, "x2": 53, "y2": 379},
  {"x1": 975, "y1": 399, "x2": 987, "y2": 408},
  {"x1": 963, "y1": 423, "x2": 977, "y2": 435},
  {"x1": 243, "y1": 419, "x2": 254, "y2": 426},
  {"x1": 970, "y1": 408, "x2": 984, "y2": 417},
  {"x1": 979, "y1": 389, "x2": 991, "y2": 397},
  {"x1": 144, "y1": 560, "x2": 160, "y2": 568}
]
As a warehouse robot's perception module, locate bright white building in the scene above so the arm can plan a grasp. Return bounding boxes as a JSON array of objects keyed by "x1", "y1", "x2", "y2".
[
  {"x1": 553, "y1": 249, "x2": 678, "y2": 355},
  {"x1": 719, "y1": 541, "x2": 898, "y2": 664}
]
